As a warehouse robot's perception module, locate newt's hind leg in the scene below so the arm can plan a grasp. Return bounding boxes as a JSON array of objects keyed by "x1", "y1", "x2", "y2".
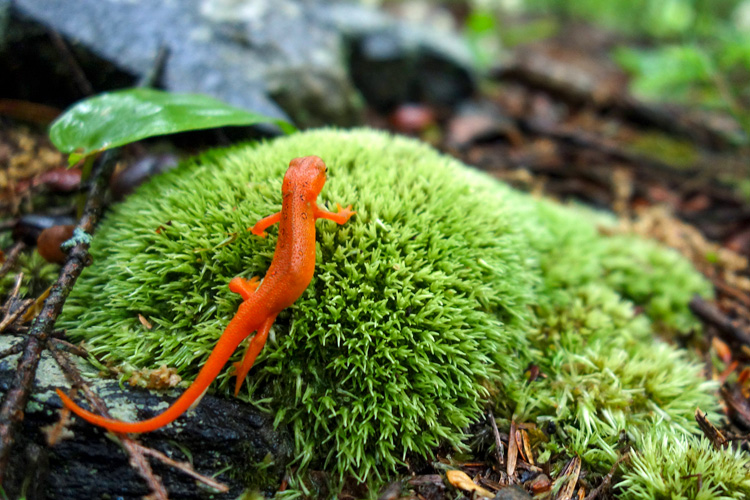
[
  {"x1": 233, "y1": 314, "x2": 277, "y2": 396},
  {"x1": 229, "y1": 276, "x2": 260, "y2": 300}
]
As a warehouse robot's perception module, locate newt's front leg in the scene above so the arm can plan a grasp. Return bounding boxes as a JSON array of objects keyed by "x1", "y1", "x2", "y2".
[
  {"x1": 250, "y1": 211, "x2": 281, "y2": 237},
  {"x1": 314, "y1": 203, "x2": 356, "y2": 225}
]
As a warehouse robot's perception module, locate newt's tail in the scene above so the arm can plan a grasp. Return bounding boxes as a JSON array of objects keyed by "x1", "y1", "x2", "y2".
[{"x1": 56, "y1": 311, "x2": 259, "y2": 434}]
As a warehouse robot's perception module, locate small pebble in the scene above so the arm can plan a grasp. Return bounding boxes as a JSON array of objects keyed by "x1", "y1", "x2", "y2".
[
  {"x1": 389, "y1": 103, "x2": 436, "y2": 134},
  {"x1": 37, "y1": 224, "x2": 76, "y2": 264}
]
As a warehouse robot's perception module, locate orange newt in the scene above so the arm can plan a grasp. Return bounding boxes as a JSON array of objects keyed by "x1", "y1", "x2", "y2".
[{"x1": 56, "y1": 156, "x2": 355, "y2": 433}]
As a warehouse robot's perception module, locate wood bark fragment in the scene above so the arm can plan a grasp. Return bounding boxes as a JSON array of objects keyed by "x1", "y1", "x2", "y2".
[
  {"x1": 554, "y1": 455, "x2": 581, "y2": 500},
  {"x1": 495, "y1": 60, "x2": 733, "y2": 149},
  {"x1": 582, "y1": 452, "x2": 629, "y2": 500},
  {"x1": 0, "y1": 241, "x2": 26, "y2": 281},
  {"x1": 690, "y1": 296, "x2": 750, "y2": 346},
  {"x1": 695, "y1": 408, "x2": 727, "y2": 449},
  {"x1": 721, "y1": 384, "x2": 750, "y2": 429},
  {"x1": 507, "y1": 420, "x2": 518, "y2": 477},
  {"x1": 487, "y1": 411, "x2": 505, "y2": 468},
  {"x1": 50, "y1": 340, "x2": 171, "y2": 499},
  {"x1": 0, "y1": 353, "x2": 291, "y2": 498}
]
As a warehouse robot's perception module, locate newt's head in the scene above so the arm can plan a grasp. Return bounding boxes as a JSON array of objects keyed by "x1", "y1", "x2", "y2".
[{"x1": 283, "y1": 155, "x2": 328, "y2": 200}]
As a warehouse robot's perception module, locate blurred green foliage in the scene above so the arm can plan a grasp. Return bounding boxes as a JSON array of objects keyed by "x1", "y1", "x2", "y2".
[
  {"x1": 463, "y1": 0, "x2": 750, "y2": 139},
  {"x1": 518, "y1": 0, "x2": 743, "y2": 38}
]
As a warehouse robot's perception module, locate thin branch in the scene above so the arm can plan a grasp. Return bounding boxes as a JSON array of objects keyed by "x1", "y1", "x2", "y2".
[
  {"x1": 721, "y1": 384, "x2": 750, "y2": 429},
  {"x1": 494, "y1": 59, "x2": 733, "y2": 149},
  {"x1": 49, "y1": 337, "x2": 88, "y2": 358},
  {"x1": 712, "y1": 278, "x2": 750, "y2": 309},
  {"x1": 129, "y1": 442, "x2": 230, "y2": 493},
  {"x1": 519, "y1": 118, "x2": 698, "y2": 179},
  {"x1": 0, "y1": 299, "x2": 33, "y2": 334},
  {"x1": 123, "y1": 441, "x2": 169, "y2": 500},
  {"x1": 487, "y1": 410, "x2": 505, "y2": 468},
  {"x1": 0, "y1": 152, "x2": 115, "y2": 482},
  {"x1": 6, "y1": 273, "x2": 24, "y2": 308},
  {"x1": 582, "y1": 452, "x2": 630, "y2": 500},
  {"x1": 0, "y1": 340, "x2": 26, "y2": 360},
  {"x1": 690, "y1": 295, "x2": 750, "y2": 345},
  {"x1": 0, "y1": 241, "x2": 26, "y2": 281},
  {"x1": 0, "y1": 40, "x2": 174, "y2": 486},
  {"x1": 138, "y1": 45, "x2": 169, "y2": 88},
  {"x1": 506, "y1": 420, "x2": 517, "y2": 477},
  {"x1": 48, "y1": 30, "x2": 94, "y2": 96},
  {"x1": 695, "y1": 408, "x2": 727, "y2": 450},
  {"x1": 0, "y1": 273, "x2": 29, "y2": 332}
]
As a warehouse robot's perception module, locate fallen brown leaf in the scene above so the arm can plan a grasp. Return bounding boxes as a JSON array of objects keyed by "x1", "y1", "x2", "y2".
[{"x1": 445, "y1": 470, "x2": 494, "y2": 498}]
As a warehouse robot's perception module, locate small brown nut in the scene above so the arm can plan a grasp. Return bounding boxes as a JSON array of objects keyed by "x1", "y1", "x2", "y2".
[{"x1": 37, "y1": 224, "x2": 76, "y2": 264}]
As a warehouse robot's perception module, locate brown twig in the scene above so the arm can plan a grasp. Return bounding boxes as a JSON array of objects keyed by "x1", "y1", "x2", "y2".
[
  {"x1": 506, "y1": 420, "x2": 518, "y2": 477},
  {"x1": 690, "y1": 295, "x2": 750, "y2": 345},
  {"x1": 0, "y1": 39, "x2": 171, "y2": 485},
  {"x1": 582, "y1": 452, "x2": 630, "y2": 500},
  {"x1": 713, "y1": 278, "x2": 750, "y2": 309},
  {"x1": 137, "y1": 45, "x2": 169, "y2": 89},
  {"x1": 48, "y1": 30, "x2": 94, "y2": 97},
  {"x1": 49, "y1": 337, "x2": 88, "y2": 358},
  {"x1": 0, "y1": 99, "x2": 61, "y2": 125},
  {"x1": 125, "y1": 442, "x2": 169, "y2": 500},
  {"x1": 0, "y1": 340, "x2": 26, "y2": 360},
  {"x1": 0, "y1": 152, "x2": 115, "y2": 482},
  {"x1": 520, "y1": 118, "x2": 699, "y2": 179},
  {"x1": 495, "y1": 61, "x2": 733, "y2": 149},
  {"x1": 4, "y1": 272, "x2": 24, "y2": 309},
  {"x1": 721, "y1": 384, "x2": 750, "y2": 429},
  {"x1": 487, "y1": 411, "x2": 506, "y2": 468},
  {"x1": 0, "y1": 273, "x2": 29, "y2": 332},
  {"x1": 0, "y1": 241, "x2": 26, "y2": 281},
  {"x1": 695, "y1": 408, "x2": 727, "y2": 450},
  {"x1": 129, "y1": 442, "x2": 230, "y2": 493},
  {"x1": 0, "y1": 298, "x2": 33, "y2": 334},
  {"x1": 47, "y1": 344, "x2": 106, "y2": 418},
  {"x1": 724, "y1": 432, "x2": 750, "y2": 441}
]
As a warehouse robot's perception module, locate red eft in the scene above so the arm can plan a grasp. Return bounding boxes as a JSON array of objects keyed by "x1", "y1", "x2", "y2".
[{"x1": 56, "y1": 156, "x2": 355, "y2": 433}]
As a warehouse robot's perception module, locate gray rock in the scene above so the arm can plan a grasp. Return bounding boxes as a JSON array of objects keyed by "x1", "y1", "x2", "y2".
[
  {"x1": 5, "y1": 0, "x2": 476, "y2": 127},
  {"x1": 324, "y1": 3, "x2": 476, "y2": 110},
  {"x1": 494, "y1": 485, "x2": 533, "y2": 500}
]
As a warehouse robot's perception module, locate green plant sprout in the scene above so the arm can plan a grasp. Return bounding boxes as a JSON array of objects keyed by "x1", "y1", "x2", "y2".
[{"x1": 60, "y1": 129, "x2": 747, "y2": 496}]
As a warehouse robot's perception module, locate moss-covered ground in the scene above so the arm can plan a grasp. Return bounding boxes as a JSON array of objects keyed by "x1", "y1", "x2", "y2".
[{"x1": 60, "y1": 129, "x2": 749, "y2": 497}]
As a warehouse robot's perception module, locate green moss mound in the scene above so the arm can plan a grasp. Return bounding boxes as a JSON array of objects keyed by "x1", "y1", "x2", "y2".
[
  {"x1": 620, "y1": 432, "x2": 750, "y2": 499},
  {"x1": 506, "y1": 199, "x2": 718, "y2": 468},
  {"x1": 62, "y1": 129, "x2": 722, "y2": 490}
]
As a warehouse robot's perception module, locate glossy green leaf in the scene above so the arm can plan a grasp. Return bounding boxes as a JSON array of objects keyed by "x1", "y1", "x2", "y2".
[{"x1": 49, "y1": 88, "x2": 296, "y2": 156}]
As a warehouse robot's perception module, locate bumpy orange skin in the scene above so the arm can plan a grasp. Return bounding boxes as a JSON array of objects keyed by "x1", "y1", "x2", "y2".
[{"x1": 57, "y1": 156, "x2": 355, "y2": 433}]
